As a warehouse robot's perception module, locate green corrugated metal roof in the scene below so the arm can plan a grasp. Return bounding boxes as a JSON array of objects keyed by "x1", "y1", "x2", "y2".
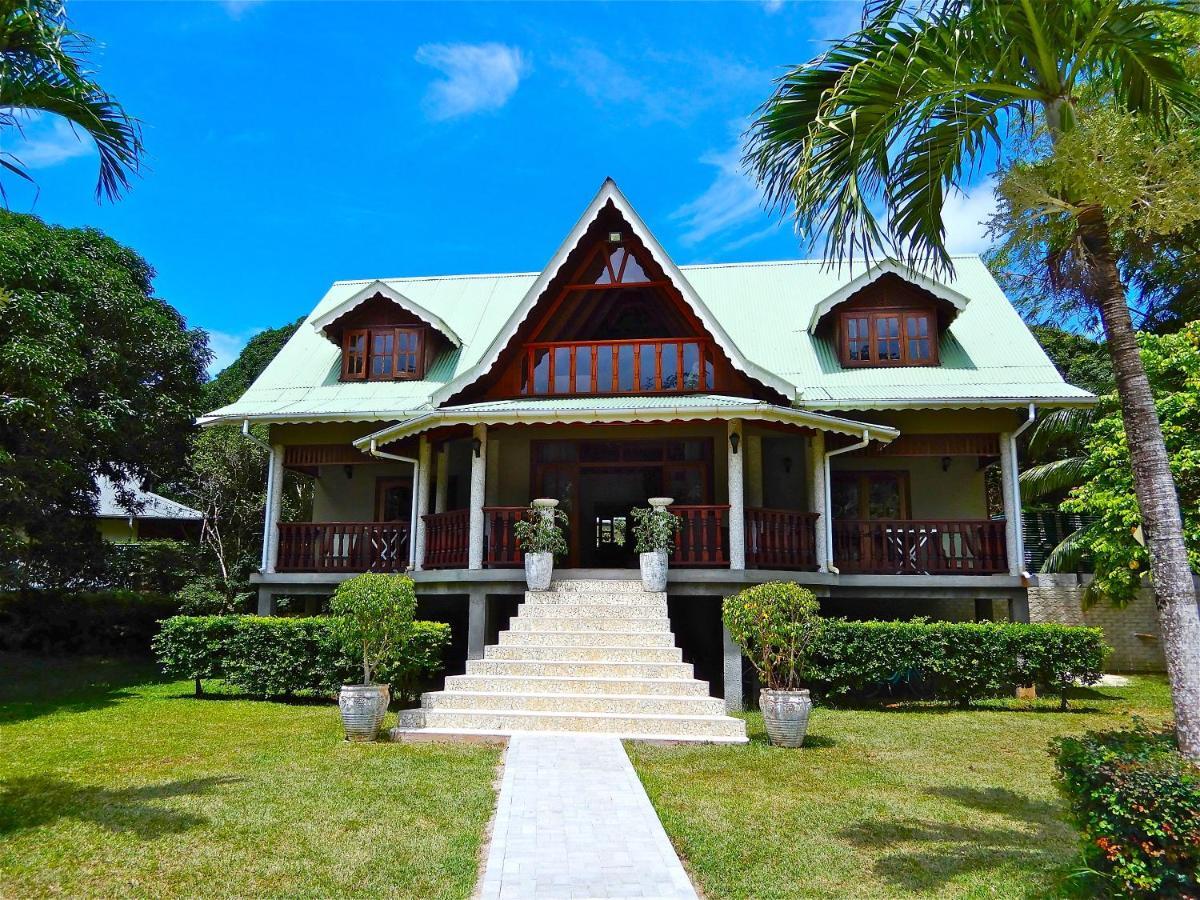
[{"x1": 203, "y1": 255, "x2": 1091, "y2": 425}]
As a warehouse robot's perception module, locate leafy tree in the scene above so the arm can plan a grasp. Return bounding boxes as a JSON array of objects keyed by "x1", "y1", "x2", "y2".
[
  {"x1": 0, "y1": 0, "x2": 142, "y2": 200},
  {"x1": 0, "y1": 210, "x2": 208, "y2": 587},
  {"x1": 745, "y1": 0, "x2": 1200, "y2": 757}
]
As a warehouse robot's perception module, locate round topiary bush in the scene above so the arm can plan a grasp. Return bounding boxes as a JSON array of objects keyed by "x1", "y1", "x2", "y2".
[
  {"x1": 329, "y1": 573, "x2": 417, "y2": 685},
  {"x1": 723, "y1": 581, "x2": 822, "y2": 691}
]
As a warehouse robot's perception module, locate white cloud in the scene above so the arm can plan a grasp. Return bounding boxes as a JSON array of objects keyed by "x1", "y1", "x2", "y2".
[
  {"x1": 205, "y1": 328, "x2": 258, "y2": 377},
  {"x1": 414, "y1": 43, "x2": 529, "y2": 121},
  {"x1": 762, "y1": 0, "x2": 786, "y2": 13},
  {"x1": 221, "y1": 1, "x2": 262, "y2": 20},
  {"x1": 670, "y1": 145, "x2": 768, "y2": 249},
  {"x1": 942, "y1": 177, "x2": 998, "y2": 255},
  {"x1": 0, "y1": 112, "x2": 94, "y2": 169}
]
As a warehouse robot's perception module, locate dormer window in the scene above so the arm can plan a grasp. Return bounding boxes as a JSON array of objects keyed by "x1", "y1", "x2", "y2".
[
  {"x1": 839, "y1": 308, "x2": 936, "y2": 366},
  {"x1": 342, "y1": 326, "x2": 425, "y2": 381}
]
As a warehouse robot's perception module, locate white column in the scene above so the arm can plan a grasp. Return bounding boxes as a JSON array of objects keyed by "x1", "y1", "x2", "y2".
[
  {"x1": 999, "y1": 430, "x2": 1023, "y2": 576},
  {"x1": 722, "y1": 621, "x2": 743, "y2": 712},
  {"x1": 434, "y1": 444, "x2": 449, "y2": 514},
  {"x1": 261, "y1": 444, "x2": 284, "y2": 573},
  {"x1": 413, "y1": 435, "x2": 432, "y2": 571},
  {"x1": 468, "y1": 423, "x2": 488, "y2": 570},
  {"x1": 809, "y1": 431, "x2": 828, "y2": 572},
  {"x1": 727, "y1": 419, "x2": 745, "y2": 570},
  {"x1": 745, "y1": 433, "x2": 764, "y2": 509},
  {"x1": 467, "y1": 590, "x2": 487, "y2": 660}
]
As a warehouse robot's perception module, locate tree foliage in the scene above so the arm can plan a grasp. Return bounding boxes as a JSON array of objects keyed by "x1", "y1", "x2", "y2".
[
  {"x1": 1060, "y1": 324, "x2": 1200, "y2": 604},
  {"x1": 0, "y1": 0, "x2": 142, "y2": 201},
  {"x1": 0, "y1": 210, "x2": 208, "y2": 588}
]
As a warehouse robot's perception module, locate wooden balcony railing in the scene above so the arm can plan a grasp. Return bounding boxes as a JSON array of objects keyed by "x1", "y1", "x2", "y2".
[
  {"x1": 422, "y1": 509, "x2": 470, "y2": 569},
  {"x1": 745, "y1": 508, "x2": 820, "y2": 571},
  {"x1": 276, "y1": 522, "x2": 410, "y2": 573},
  {"x1": 520, "y1": 338, "x2": 715, "y2": 396},
  {"x1": 670, "y1": 505, "x2": 729, "y2": 567},
  {"x1": 483, "y1": 506, "x2": 528, "y2": 568},
  {"x1": 831, "y1": 519, "x2": 1008, "y2": 575}
]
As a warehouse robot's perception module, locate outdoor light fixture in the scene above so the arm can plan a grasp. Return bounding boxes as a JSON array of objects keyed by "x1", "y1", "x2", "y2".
[
  {"x1": 729, "y1": 432, "x2": 740, "y2": 454},
  {"x1": 472, "y1": 437, "x2": 482, "y2": 458},
  {"x1": 941, "y1": 456, "x2": 952, "y2": 472},
  {"x1": 607, "y1": 231, "x2": 622, "y2": 243},
  {"x1": 343, "y1": 465, "x2": 354, "y2": 480}
]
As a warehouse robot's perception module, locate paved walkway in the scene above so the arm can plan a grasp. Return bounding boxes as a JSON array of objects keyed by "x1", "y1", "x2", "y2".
[{"x1": 478, "y1": 733, "x2": 698, "y2": 900}]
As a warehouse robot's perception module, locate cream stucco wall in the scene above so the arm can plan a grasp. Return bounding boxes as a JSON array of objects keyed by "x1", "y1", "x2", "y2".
[
  {"x1": 98, "y1": 517, "x2": 137, "y2": 543},
  {"x1": 312, "y1": 461, "x2": 414, "y2": 522},
  {"x1": 830, "y1": 455, "x2": 989, "y2": 519}
]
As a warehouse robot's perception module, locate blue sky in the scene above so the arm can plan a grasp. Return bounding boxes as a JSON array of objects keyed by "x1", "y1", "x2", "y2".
[{"x1": 2, "y1": 0, "x2": 996, "y2": 374}]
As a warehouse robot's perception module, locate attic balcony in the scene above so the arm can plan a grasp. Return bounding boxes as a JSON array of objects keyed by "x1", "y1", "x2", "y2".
[{"x1": 519, "y1": 338, "x2": 716, "y2": 396}]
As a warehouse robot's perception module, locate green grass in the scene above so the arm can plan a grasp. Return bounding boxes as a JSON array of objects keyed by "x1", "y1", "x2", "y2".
[
  {"x1": 628, "y1": 678, "x2": 1175, "y2": 900},
  {"x1": 0, "y1": 653, "x2": 500, "y2": 899}
]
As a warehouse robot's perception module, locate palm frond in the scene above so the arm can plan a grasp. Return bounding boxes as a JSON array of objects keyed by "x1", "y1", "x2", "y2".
[
  {"x1": 1020, "y1": 455, "x2": 1087, "y2": 499},
  {"x1": 1039, "y1": 521, "x2": 1100, "y2": 573},
  {"x1": 1026, "y1": 406, "x2": 1095, "y2": 457}
]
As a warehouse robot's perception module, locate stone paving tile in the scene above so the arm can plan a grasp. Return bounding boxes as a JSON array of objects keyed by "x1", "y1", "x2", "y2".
[{"x1": 478, "y1": 733, "x2": 698, "y2": 900}]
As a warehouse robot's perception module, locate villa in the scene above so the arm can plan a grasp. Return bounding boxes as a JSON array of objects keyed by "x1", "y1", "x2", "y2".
[{"x1": 202, "y1": 179, "x2": 1092, "y2": 738}]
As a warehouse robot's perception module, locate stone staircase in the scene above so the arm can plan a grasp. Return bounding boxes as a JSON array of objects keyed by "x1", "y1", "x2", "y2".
[{"x1": 392, "y1": 579, "x2": 748, "y2": 743}]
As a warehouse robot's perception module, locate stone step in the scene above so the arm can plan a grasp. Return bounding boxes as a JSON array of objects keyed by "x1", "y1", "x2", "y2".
[
  {"x1": 444, "y1": 673, "x2": 712, "y2": 697},
  {"x1": 485, "y1": 644, "x2": 683, "y2": 663},
  {"x1": 402, "y1": 707, "x2": 748, "y2": 741},
  {"x1": 547, "y1": 580, "x2": 647, "y2": 594},
  {"x1": 466, "y1": 658, "x2": 696, "y2": 680},
  {"x1": 508, "y1": 616, "x2": 670, "y2": 634},
  {"x1": 421, "y1": 690, "x2": 727, "y2": 716},
  {"x1": 498, "y1": 629, "x2": 676, "y2": 648},
  {"x1": 518, "y1": 602, "x2": 668, "y2": 619},
  {"x1": 524, "y1": 591, "x2": 666, "y2": 606}
]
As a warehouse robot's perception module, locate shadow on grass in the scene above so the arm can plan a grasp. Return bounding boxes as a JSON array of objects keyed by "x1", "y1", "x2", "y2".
[
  {"x1": 745, "y1": 731, "x2": 837, "y2": 749},
  {"x1": 0, "y1": 775, "x2": 240, "y2": 839},
  {"x1": 0, "y1": 654, "x2": 164, "y2": 726},
  {"x1": 169, "y1": 690, "x2": 334, "y2": 706},
  {"x1": 838, "y1": 785, "x2": 1072, "y2": 893}
]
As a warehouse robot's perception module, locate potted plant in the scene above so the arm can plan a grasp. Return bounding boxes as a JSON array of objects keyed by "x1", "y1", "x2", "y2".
[
  {"x1": 329, "y1": 572, "x2": 416, "y2": 741},
  {"x1": 630, "y1": 498, "x2": 678, "y2": 592},
  {"x1": 511, "y1": 499, "x2": 567, "y2": 591},
  {"x1": 722, "y1": 581, "x2": 823, "y2": 747}
]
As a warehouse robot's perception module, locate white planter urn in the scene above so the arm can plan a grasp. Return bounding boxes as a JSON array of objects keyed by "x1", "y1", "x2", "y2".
[
  {"x1": 524, "y1": 499, "x2": 559, "y2": 591},
  {"x1": 640, "y1": 497, "x2": 673, "y2": 592},
  {"x1": 759, "y1": 688, "x2": 812, "y2": 748},
  {"x1": 338, "y1": 683, "x2": 391, "y2": 742}
]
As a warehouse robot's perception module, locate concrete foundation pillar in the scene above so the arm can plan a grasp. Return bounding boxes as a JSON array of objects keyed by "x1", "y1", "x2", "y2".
[
  {"x1": 256, "y1": 587, "x2": 277, "y2": 616},
  {"x1": 727, "y1": 419, "x2": 745, "y2": 570},
  {"x1": 414, "y1": 435, "x2": 432, "y2": 571},
  {"x1": 468, "y1": 423, "x2": 487, "y2": 570},
  {"x1": 722, "y1": 621, "x2": 744, "y2": 712},
  {"x1": 809, "y1": 431, "x2": 828, "y2": 572},
  {"x1": 468, "y1": 590, "x2": 487, "y2": 660}
]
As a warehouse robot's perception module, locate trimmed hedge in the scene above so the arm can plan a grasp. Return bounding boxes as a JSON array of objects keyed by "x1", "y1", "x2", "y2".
[
  {"x1": 1056, "y1": 724, "x2": 1200, "y2": 896},
  {"x1": 806, "y1": 619, "x2": 1108, "y2": 707},
  {"x1": 152, "y1": 615, "x2": 451, "y2": 701},
  {"x1": 0, "y1": 590, "x2": 179, "y2": 655}
]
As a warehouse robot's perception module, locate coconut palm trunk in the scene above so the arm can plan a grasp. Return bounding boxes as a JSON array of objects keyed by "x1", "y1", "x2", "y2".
[{"x1": 1077, "y1": 209, "x2": 1200, "y2": 756}]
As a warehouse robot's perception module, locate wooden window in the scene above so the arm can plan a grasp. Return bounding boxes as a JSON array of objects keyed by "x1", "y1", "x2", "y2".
[
  {"x1": 343, "y1": 327, "x2": 425, "y2": 381},
  {"x1": 831, "y1": 471, "x2": 911, "y2": 520},
  {"x1": 839, "y1": 309, "x2": 937, "y2": 367},
  {"x1": 375, "y1": 477, "x2": 412, "y2": 521}
]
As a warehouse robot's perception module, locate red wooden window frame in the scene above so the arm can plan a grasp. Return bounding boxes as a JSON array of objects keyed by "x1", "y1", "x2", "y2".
[
  {"x1": 838, "y1": 308, "x2": 938, "y2": 367},
  {"x1": 342, "y1": 327, "x2": 425, "y2": 381}
]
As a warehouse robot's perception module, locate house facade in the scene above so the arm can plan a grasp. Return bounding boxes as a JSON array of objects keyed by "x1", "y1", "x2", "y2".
[{"x1": 203, "y1": 179, "x2": 1092, "y2": 712}]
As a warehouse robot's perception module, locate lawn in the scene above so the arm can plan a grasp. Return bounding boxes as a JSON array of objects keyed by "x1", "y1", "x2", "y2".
[
  {"x1": 628, "y1": 677, "x2": 1175, "y2": 900},
  {"x1": 0, "y1": 653, "x2": 500, "y2": 900}
]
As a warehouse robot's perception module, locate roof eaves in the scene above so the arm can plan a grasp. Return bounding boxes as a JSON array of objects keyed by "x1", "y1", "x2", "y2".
[
  {"x1": 310, "y1": 280, "x2": 462, "y2": 346},
  {"x1": 805, "y1": 259, "x2": 975, "y2": 331}
]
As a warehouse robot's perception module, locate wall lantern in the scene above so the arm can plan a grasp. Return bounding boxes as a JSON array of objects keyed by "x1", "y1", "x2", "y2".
[
  {"x1": 343, "y1": 464, "x2": 354, "y2": 480},
  {"x1": 729, "y1": 432, "x2": 740, "y2": 455},
  {"x1": 941, "y1": 456, "x2": 952, "y2": 472},
  {"x1": 472, "y1": 437, "x2": 483, "y2": 458}
]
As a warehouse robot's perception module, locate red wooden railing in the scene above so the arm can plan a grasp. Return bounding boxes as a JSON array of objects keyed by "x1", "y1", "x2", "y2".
[
  {"x1": 422, "y1": 509, "x2": 470, "y2": 569},
  {"x1": 745, "y1": 508, "x2": 820, "y2": 571},
  {"x1": 831, "y1": 519, "x2": 1008, "y2": 575},
  {"x1": 484, "y1": 506, "x2": 528, "y2": 568},
  {"x1": 520, "y1": 338, "x2": 715, "y2": 396},
  {"x1": 276, "y1": 522, "x2": 410, "y2": 573},
  {"x1": 670, "y1": 505, "x2": 729, "y2": 567}
]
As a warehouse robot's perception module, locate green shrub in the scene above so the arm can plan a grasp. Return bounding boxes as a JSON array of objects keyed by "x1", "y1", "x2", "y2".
[
  {"x1": 104, "y1": 540, "x2": 199, "y2": 595},
  {"x1": 629, "y1": 505, "x2": 679, "y2": 553},
  {"x1": 329, "y1": 573, "x2": 417, "y2": 685},
  {"x1": 0, "y1": 589, "x2": 178, "y2": 655},
  {"x1": 152, "y1": 614, "x2": 451, "y2": 700},
  {"x1": 723, "y1": 582, "x2": 822, "y2": 690},
  {"x1": 807, "y1": 619, "x2": 1108, "y2": 707},
  {"x1": 1055, "y1": 723, "x2": 1200, "y2": 896},
  {"x1": 512, "y1": 505, "x2": 569, "y2": 556}
]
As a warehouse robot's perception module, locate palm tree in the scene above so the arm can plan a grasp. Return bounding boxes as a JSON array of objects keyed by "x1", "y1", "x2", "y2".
[
  {"x1": 746, "y1": 0, "x2": 1200, "y2": 758},
  {"x1": 0, "y1": 0, "x2": 141, "y2": 200}
]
